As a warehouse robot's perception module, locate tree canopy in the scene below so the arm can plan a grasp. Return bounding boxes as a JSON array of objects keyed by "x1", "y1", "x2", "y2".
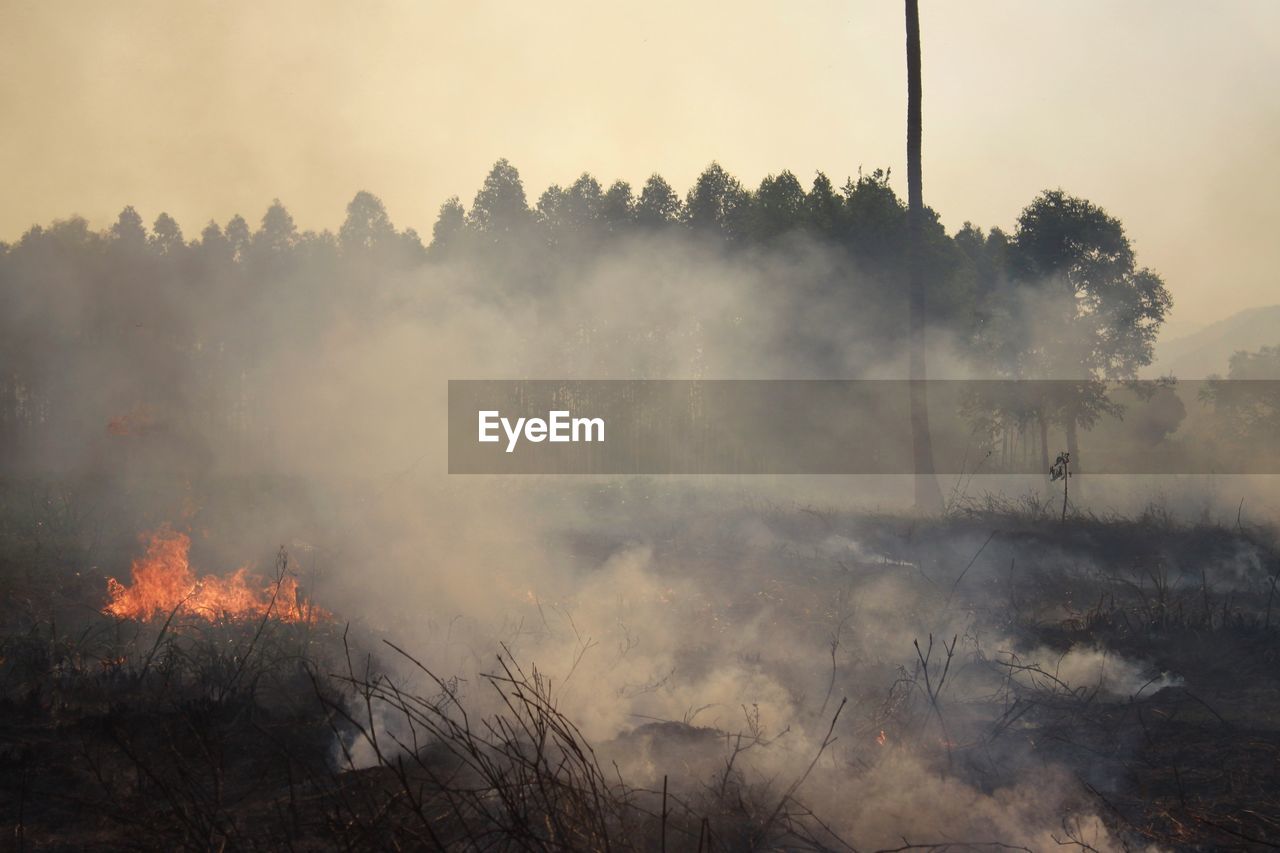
[{"x1": 0, "y1": 161, "x2": 1171, "y2": 478}]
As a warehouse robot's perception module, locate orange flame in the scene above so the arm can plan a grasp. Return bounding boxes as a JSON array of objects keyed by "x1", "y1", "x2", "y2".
[{"x1": 105, "y1": 527, "x2": 328, "y2": 623}]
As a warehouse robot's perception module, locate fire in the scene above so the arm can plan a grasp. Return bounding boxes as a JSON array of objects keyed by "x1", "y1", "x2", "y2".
[
  {"x1": 106, "y1": 404, "x2": 156, "y2": 437},
  {"x1": 105, "y1": 527, "x2": 328, "y2": 623}
]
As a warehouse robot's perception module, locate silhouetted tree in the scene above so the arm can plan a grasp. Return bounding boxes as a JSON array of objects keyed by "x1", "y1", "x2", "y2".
[
  {"x1": 562, "y1": 174, "x2": 603, "y2": 234},
  {"x1": 535, "y1": 184, "x2": 568, "y2": 246},
  {"x1": 111, "y1": 206, "x2": 147, "y2": 247},
  {"x1": 339, "y1": 191, "x2": 396, "y2": 255},
  {"x1": 635, "y1": 174, "x2": 681, "y2": 228},
  {"x1": 225, "y1": 215, "x2": 251, "y2": 262},
  {"x1": 254, "y1": 200, "x2": 297, "y2": 254},
  {"x1": 467, "y1": 159, "x2": 530, "y2": 240},
  {"x1": 150, "y1": 213, "x2": 185, "y2": 255},
  {"x1": 684, "y1": 163, "x2": 751, "y2": 241},
  {"x1": 842, "y1": 169, "x2": 906, "y2": 267},
  {"x1": 198, "y1": 220, "x2": 229, "y2": 255},
  {"x1": 0, "y1": 152, "x2": 1171, "y2": 483},
  {"x1": 753, "y1": 171, "x2": 807, "y2": 242},
  {"x1": 429, "y1": 196, "x2": 467, "y2": 257},
  {"x1": 806, "y1": 172, "x2": 843, "y2": 238},
  {"x1": 600, "y1": 180, "x2": 635, "y2": 232},
  {"x1": 1011, "y1": 189, "x2": 1171, "y2": 481}
]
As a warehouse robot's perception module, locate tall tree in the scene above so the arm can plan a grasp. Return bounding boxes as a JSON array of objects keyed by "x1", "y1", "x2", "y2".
[
  {"x1": 111, "y1": 206, "x2": 147, "y2": 247},
  {"x1": 562, "y1": 174, "x2": 603, "y2": 234},
  {"x1": 635, "y1": 174, "x2": 681, "y2": 228},
  {"x1": 684, "y1": 162, "x2": 751, "y2": 242},
  {"x1": 535, "y1": 184, "x2": 568, "y2": 245},
  {"x1": 1010, "y1": 190, "x2": 1171, "y2": 486},
  {"x1": 339, "y1": 191, "x2": 396, "y2": 255},
  {"x1": 225, "y1": 215, "x2": 251, "y2": 262},
  {"x1": 467, "y1": 159, "x2": 530, "y2": 240},
  {"x1": 905, "y1": 0, "x2": 943, "y2": 512},
  {"x1": 254, "y1": 199, "x2": 297, "y2": 254},
  {"x1": 753, "y1": 171, "x2": 807, "y2": 242},
  {"x1": 149, "y1": 213, "x2": 185, "y2": 255},
  {"x1": 805, "y1": 172, "x2": 843, "y2": 238},
  {"x1": 600, "y1": 180, "x2": 635, "y2": 232},
  {"x1": 428, "y1": 196, "x2": 467, "y2": 257},
  {"x1": 197, "y1": 220, "x2": 232, "y2": 265}
]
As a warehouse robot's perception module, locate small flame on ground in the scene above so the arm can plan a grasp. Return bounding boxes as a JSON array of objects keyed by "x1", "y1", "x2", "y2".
[{"x1": 105, "y1": 526, "x2": 328, "y2": 623}]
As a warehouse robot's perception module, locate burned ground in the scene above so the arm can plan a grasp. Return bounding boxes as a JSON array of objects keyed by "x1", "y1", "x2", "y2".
[{"x1": 1, "y1": 480, "x2": 1279, "y2": 850}]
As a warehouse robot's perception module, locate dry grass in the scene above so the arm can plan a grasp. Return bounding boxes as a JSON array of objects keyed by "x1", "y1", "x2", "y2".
[{"x1": 2, "y1": 483, "x2": 1279, "y2": 850}]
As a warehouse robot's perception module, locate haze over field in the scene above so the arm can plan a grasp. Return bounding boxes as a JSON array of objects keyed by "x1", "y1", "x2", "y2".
[
  {"x1": 3, "y1": 1, "x2": 1279, "y2": 332},
  {"x1": 3, "y1": 4, "x2": 1280, "y2": 849}
]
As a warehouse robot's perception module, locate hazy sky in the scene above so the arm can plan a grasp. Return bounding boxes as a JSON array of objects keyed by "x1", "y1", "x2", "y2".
[{"x1": 3, "y1": 1, "x2": 1277, "y2": 333}]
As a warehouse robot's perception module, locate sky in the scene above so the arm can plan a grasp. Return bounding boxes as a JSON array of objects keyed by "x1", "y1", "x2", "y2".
[{"x1": 2, "y1": 1, "x2": 1277, "y2": 334}]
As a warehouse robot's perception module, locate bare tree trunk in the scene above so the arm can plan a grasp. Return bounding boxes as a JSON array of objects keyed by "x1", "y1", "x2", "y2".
[{"x1": 906, "y1": 0, "x2": 943, "y2": 513}]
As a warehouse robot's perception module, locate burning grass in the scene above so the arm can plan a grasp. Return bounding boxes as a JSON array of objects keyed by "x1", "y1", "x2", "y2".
[
  {"x1": 105, "y1": 526, "x2": 329, "y2": 624},
  {"x1": 1, "y1": 485, "x2": 1279, "y2": 850}
]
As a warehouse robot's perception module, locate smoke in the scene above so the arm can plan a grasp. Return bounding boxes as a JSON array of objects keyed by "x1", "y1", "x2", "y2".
[
  {"x1": 2, "y1": 205, "x2": 1272, "y2": 849},
  {"x1": 320, "y1": 495, "x2": 1197, "y2": 848},
  {"x1": 998, "y1": 643, "x2": 1181, "y2": 698}
]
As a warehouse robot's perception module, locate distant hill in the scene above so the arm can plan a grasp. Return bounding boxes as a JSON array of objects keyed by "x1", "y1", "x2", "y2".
[{"x1": 1145, "y1": 305, "x2": 1280, "y2": 378}]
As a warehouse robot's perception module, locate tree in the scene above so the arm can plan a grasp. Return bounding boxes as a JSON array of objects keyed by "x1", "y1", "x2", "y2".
[
  {"x1": 842, "y1": 168, "x2": 906, "y2": 265},
  {"x1": 1010, "y1": 189, "x2": 1172, "y2": 482},
  {"x1": 111, "y1": 206, "x2": 147, "y2": 247},
  {"x1": 397, "y1": 228, "x2": 426, "y2": 263},
  {"x1": 339, "y1": 191, "x2": 396, "y2": 255},
  {"x1": 806, "y1": 172, "x2": 843, "y2": 239},
  {"x1": 150, "y1": 212, "x2": 185, "y2": 255},
  {"x1": 635, "y1": 174, "x2": 681, "y2": 228},
  {"x1": 1224, "y1": 345, "x2": 1280, "y2": 380},
  {"x1": 429, "y1": 197, "x2": 467, "y2": 257},
  {"x1": 535, "y1": 184, "x2": 567, "y2": 244},
  {"x1": 225, "y1": 215, "x2": 251, "y2": 261},
  {"x1": 467, "y1": 159, "x2": 530, "y2": 239},
  {"x1": 956, "y1": 224, "x2": 1011, "y2": 317},
  {"x1": 562, "y1": 173, "x2": 603, "y2": 235},
  {"x1": 1202, "y1": 344, "x2": 1280, "y2": 444},
  {"x1": 905, "y1": 0, "x2": 943, "y2": 513},
  {"x1": 1125, "y1": 383, "x2": 1185, "y2": 445},
  {"x1": 753, "y1": 171, "x2": 807, "y2": 242},
  {"x1": 600, "y1": 180, "x2": 635, "y2": 232},
  {"x1": 684, "y1": 162, "x2": 751, "y2": 241},
  {"x1": 197, "y1": 220, "x2": 232, "y2": 265},
  {"x1": 961, "y1": 222, "x2": 1051, "y2": 480},
  {"x1": 254, "y1": 199, "x2": 297, "y2": 254}
]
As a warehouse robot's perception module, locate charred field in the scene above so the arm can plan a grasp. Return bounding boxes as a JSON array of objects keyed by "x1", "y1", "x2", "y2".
[{"x1": 1, "y1": 478, "x2": 1278, "y2": 851}]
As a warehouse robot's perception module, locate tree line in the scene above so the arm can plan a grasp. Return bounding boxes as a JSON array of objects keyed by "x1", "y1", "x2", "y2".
[{"x1": 0, "y1": 159, "x2": 1171, "y2": 478}]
